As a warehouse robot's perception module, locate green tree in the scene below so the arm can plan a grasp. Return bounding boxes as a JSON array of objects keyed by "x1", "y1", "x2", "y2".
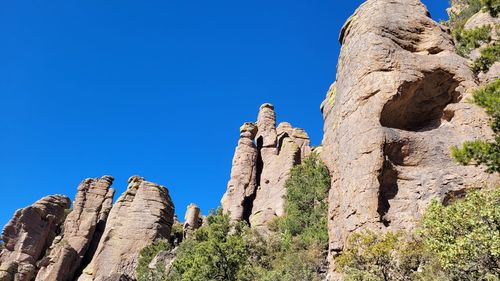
[
  {"x1": 481, "y1": 0, "x2": 500, "y2": 16},
  {"x1": 473, "y1": 42, "x2": 500, "y2": 73},
  {"x1": 452, "y1": 79, "x2": 500, "y2": 173},
  {"x1": 136, "y1": 240, "x2": 171, "y2": 281},
  {"x1": 169, "y1": 209, "x2": 257, "y2": 281},
  {"x1": 421, "y1": 188, "x2": 500, "y2": 280}
]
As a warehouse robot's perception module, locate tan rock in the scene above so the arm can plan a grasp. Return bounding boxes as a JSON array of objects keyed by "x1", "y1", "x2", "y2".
[
  {"x1": 183, "y1": 204, "x2": 202, "y2": 238},
  {"x1": 221, "y1": 104, "x2": 311, "y2": 230},
  {"x1": 77, "y1": 176, "x2": 174, "y2": 281},
  {"x1": 0, "y1": 195, "x2": 70, "y2": 281},
  {"x1": 321, "y1": 0, "x2": 498, "y2": 274},
  {"x1": 221, "y1": 123, "x2": 259, "y2": 222},
  {"x1": 35, "y1": 176, "x2": 115, "y2": 281}
]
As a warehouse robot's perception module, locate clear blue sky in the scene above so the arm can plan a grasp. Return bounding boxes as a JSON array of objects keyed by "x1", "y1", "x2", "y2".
[{"x1": 0, "y1": 1, "x2": 449, "y2": 227}]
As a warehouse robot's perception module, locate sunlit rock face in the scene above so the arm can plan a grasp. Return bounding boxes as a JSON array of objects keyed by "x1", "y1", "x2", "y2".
[
  {"x1": 77, "y1": 176, "x2": 174, "y2": 281},
  {"x1": 35, "y1": 176, "x2": 115, "y2": 281},
  {"x1": 320, "y1": 0, "x2": 498, "y2": 277},
  {"x1": 221, "y1": 103, "x2": 310, "y2": 230},
  {"x1": 0, "y1": 195, "x2": 71, "y2": 281}
]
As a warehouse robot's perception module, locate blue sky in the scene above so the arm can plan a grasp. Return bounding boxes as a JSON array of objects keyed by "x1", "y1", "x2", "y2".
[{"x1": 0, "y1": 1, "x2": 449, "y2": 227}]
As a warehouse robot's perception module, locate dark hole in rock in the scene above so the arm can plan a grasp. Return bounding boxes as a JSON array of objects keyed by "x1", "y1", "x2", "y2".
[
  {"x1": 242, "y1": 193, "x2": 256, "y2": 224},
  {"x1": 442, "y1": 109, "x2": 455, "y2": 122},
  {"x1": 277, "y1": 133, "x2": 290, "y2": 152},
  {"x1": 384, "y1": 140, "x2": 410, "y2": 166},
  {"x1": 255, "y1": 137, "x2": 264, "y2": 187},
  {"x1": 377, "y1": 160, "x2": 399, "y2": 227},
  {"x1": 380, "y1": 70, "x2": 460, "y2": 131}
]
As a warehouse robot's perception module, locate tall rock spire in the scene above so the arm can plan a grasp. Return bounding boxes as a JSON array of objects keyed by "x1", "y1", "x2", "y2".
[
  {"x1": 35, "y1": 176, "x2": 115, "y2": 281},
  {"x1": 77, "y1": 176, "x2": 174, "y2": 281}
]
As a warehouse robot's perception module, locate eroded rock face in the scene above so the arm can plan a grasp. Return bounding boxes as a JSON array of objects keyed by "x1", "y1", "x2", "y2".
[
  {"x1": 35, "y1": 176, "x2": 115, "y2": 281},
  {"x1": 0, "y1": 195, "x2": 71, "y2": 281},
  {"x1": 221, "y1": 104, "x2": 308, "y2": 229},
  {"x1": 183, "y1": 204, "x2": 202, "y2": 238},
  {"x1": 321, "y1": 0, "x2": 498, "y2": 271},
  {"x1": 77, "y1": 176, "x2": 174, "y2": 281},
  {"x1": 221, "y1": 123, "x2": 259, "y2": 222}
]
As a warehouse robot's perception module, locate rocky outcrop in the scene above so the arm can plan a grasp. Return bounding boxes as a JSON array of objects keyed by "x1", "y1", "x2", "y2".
[
  {"x1": 221, "y1": 123, "x2": 259, "y2": 222},
  {"x1": 321, "y1": 0, "x2": 498, "y2": 273},
  {"x1": 35, "y1": 176, "x2": 115, "y2": 281},
  {"x1": 77, "y1": 176, "x2": 174, "y2": 281},
  {"x1": 221, "y1": 104, "x2": 308, "y2": 229},
  {"x1": 0, "y1": 195, "x2": 71, "y2": 281},
  {"x1": 183, "y1": 204, "x2": 202, "y2": 238}
]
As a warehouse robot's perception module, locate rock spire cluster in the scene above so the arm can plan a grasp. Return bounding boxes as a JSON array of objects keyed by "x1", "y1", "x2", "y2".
[{"x1": 221, "y1": 103, "x2": 311, "y2": 229}]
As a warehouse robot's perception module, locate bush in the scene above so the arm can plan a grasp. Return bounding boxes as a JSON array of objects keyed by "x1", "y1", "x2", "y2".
[
  {"x1": 421, "y1": 188, "x2": 500, "y2": 280},
  {"x1": 481, "y1": 0, "x2": 500, "y2": 16},
  {"x1": 137, "y1": 240, "x2": 171, "y2": 281},
  {"x1": 473, "y1": 42, "x2": 500, "y2": 72},
  {"x1": 169, "y1": 209, "x2": 258, "y2": 281},
  {"x1": 449, "y1": 0, "x2": 483, "y2": 31},
  {"x1": 454, "y1": 25, "x2": 492, "y2": 56},
  {"x1": 452, "y1": 79, "x2": 500, "y2": 173},
  {"x1": 337, "y1": 187, "x2": 500, "y2": 280}
]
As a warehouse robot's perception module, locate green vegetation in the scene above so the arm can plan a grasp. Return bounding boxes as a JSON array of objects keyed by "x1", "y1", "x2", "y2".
[
  {"x1": 481, "y1": 0, "x2": 500, "y2": 16},
  {"x1": 473, "y1": 42, "x2": 500, "y2": 72},
  {"x1": 336, "y1": 187, "x2": 500, "y2": 281},
  {"x1": 454, "y1": 25, "x2": 492, "y2": 56},
  {"x1": 137, "y1": 240, "x2": 171, "y2": 281},
  {"x1": 452, "y1": 79, "x2": 500, "y2": 173},
  {"x1": 140, "y1": 154, "x2": 330, "y2": 281},
  {"x1": 421, "y1": 188, "x2": 500, "y2": 280}
]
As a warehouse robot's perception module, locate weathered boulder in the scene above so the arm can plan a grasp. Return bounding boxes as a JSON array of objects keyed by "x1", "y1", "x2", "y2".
[
  {"x1": 35, "y1": 176, "x2": 115, "y2": 281},
  {"x1": 221, "y1": 104, "x2": 309, "y2": 230},
  {"x1": 321, "y1": 0, "x2": 498, "y2": 274},
  {"x1": 0, "y1": 195, "x2": 71, "y2": 281},
  {"x1": 221, "y1": 123, "x2": 259, "y2": 222},
  {"x1": 77, "y1": 176, "x2": 174, "y2": 281},
  {"x1": 183, "y1": 204, "x2": 202, "y2": 238}
]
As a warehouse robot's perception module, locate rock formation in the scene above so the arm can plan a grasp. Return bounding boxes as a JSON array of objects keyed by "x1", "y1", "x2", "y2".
[
  {"x1": 183, "y1": 204, "x2": 202, "y2": 238},
  {"x1": 0, "y1": 195, "x2": 71, "y2": 281},
  {"x1": 35, "y1": 176, "x2": 115, "y2": 281},
  {"x1": 321, "y1": 0, "x2": 498, "y2": 274},
  {"x1": 221, "y1": 104, "x2": 308, "y2": 229},
  {"x1": 77, "y1": 176, "x2": 174, "y2": 281}
]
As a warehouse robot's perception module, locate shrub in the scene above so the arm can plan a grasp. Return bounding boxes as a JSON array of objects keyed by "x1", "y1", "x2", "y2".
[
  {"x1": 453, "y1": 25, "x2": 492, "y2": 56},
  {"x1": 137, "y1": 240, "x2": 171, "y2": 281},
  {"x1": 452, "y1": 79, "x2": 500, "y2": 173},
  {"x1": 169, "y1": 209, "x2": 258, "y2": 281},
  {"x1": 473, "y1": 42, "x2": 500, "y2": 72},
  {"x1": 421, "y1": 188, "x2": 500, "y2": 280},
  {"x1": 337, "y1": 187, "x2": 500, "y2": 280},
  {"x1": 481, "y1": 0, "x2": 500, "y2": 16},
  {"x1": 449, "y1": 0, "x2": 483, "y2": 31}
]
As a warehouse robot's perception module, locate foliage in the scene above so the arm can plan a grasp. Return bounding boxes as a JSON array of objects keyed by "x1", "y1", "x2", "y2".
[
  {"x1": 337, "y1": 187, "x2": 500, "y2": 281},
  {"x1": 473, "y1": 42, "x2": 500, "y2": 72},
  {"x1": 421, "y1": 188, "x2": 500, "y2": 280},
  {"x1": 454, "y1": 25, "x2": 492, "y2": 56},
  {"x1": 481, "y1": 0, "x2": 500, "y2": 16},
  {"x1": 276, "y1": 153, "x2": 331, "y2": 246},
  {"x1": 169, "y1": 209, "x2": 258, "y2": 281},
  {"x1": 137, "y1": 240, "x2": 171, "y2": 281},
  {"x1": 452, "y1": 79, "x2": 500, "y2": 173}
]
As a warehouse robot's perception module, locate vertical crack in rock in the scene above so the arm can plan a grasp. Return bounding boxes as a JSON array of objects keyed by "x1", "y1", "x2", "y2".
[
  {"x1": 0, "y1": 195, "x2": 71, "y2": 281},
  {"x1": 221, "y1": 104, "x2": 311, "y2": 231},
  {"x1": 76, "y1": 176, "x2": 174, "y2": 281}
]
